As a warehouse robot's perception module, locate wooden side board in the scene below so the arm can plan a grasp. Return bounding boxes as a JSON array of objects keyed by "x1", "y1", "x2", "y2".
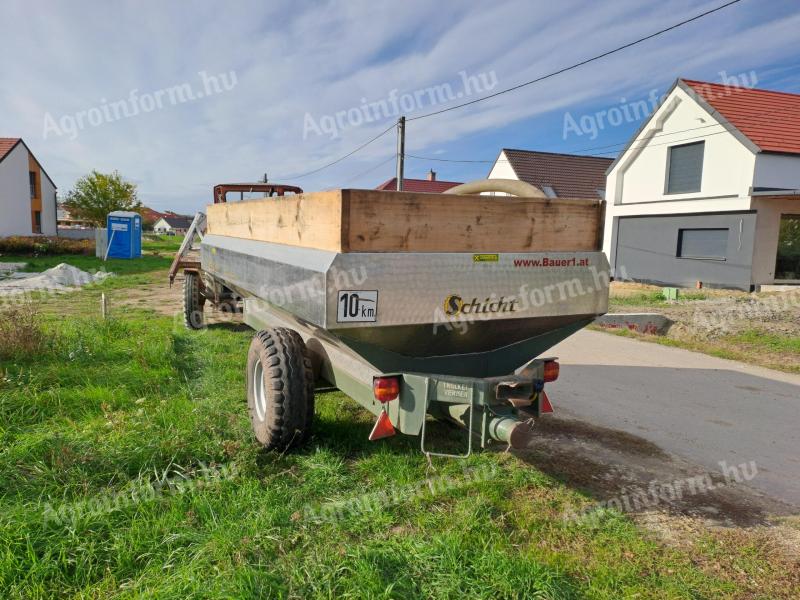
[
  {"x1": 344, "y1": 189, "x2": 603, "y2": 252},
  {"x1": 206, "y1": 191, "x2": 346, "y2": 251},
  {"x1": 206, "y1": 189, "x2": 604, "y2": 253}
]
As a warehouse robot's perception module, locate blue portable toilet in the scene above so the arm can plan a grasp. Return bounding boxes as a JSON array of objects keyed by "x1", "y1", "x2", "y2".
[{"x1": 106, "y1": 211, "x2": 142, "y2": 259}]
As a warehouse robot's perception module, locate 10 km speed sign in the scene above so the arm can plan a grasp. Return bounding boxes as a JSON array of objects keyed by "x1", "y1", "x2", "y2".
[{"x1": 336, "y1": 290, "x2": 378, "y2": 323}]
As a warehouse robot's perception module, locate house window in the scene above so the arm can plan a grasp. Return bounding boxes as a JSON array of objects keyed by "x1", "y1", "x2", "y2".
[
  {"x1": 666, "y1": 141, "x2": 704, "y2": 194},
  {"x1": 33, "y1": 211, "x2": 42, "y2": 234},
  {"x1": 775, "y1": 215, "x2": 800, "y2": 280},
  {"x1": 677, "y1": 228, "x2": 728, "y2": 260},
  {"x1": 29, "y1": 172, "x2": 37, "y2": 199}
]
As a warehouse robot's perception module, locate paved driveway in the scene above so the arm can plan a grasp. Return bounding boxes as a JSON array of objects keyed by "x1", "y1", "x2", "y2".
[{"x1": 548, "y1": 330, "x2": 800, "y2": 508}]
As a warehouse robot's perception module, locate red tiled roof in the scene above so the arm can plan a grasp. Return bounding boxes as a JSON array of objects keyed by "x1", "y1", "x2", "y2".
[
  {"x1": 140, "y1": 207, "x2": 185, "y2": 223},
  {"x1": 682, "y1": 79, "x2": 800, "y2": 155},
  {"x1": 498, "y1": 149, "x2": 612, "y2": 199},
  {"x1": 0, "y1": 138, "x2": 21, "y2": 161},
  {"x1": 376, "y1": 177, "x2": 462, "y2": 193}
]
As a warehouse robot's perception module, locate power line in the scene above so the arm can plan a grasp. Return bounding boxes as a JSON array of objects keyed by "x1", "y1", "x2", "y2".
[
  {"x1": 405, "y1": 122, "x2": 728, "y2": 164},
  {"x1": 290, "y1": 0, "x2": 744, "y2": 185},
  {"x1": 339, "y1": 154, "x2": 396, "y2": 187},
  {"x1": 592, "y1": 129, "x2": 731, "y2": 156},
  {"x1": 283, "y1": 123, "x2": 395, "y2": 180},
  {"x1": 406, "y1": 0, "x2": 744, "y2": 122},
  {"x1": 406, "y1": 94, "x2": 800, "y2": 165}
]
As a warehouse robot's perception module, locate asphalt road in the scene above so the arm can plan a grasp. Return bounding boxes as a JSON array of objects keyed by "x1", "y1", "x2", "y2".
[{"x1": 548, "y1": 330, "x2": 800, "y2": 508}]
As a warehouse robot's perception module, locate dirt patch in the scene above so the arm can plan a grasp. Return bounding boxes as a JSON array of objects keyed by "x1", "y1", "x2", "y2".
[
  {"x1": 114, "y1": 270, "x2": 241, "y2": 327},
  {"x1": 513, "y1": 416, "x2": 796, "y2": 528},
  {"x1": 533, "y1": 415, "x2": 668, "y2": 459}
]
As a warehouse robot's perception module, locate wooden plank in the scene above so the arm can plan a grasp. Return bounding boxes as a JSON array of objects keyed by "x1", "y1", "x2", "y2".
[
  {"x1": 206, "y1": 191, "x2": 345, "y2": 252},
  {"x1": 205, "y1": 189, "x2": 603, "y2": 253},
  {"x1": 344, "y1": 189, "x2": 602, "y2": 252}
]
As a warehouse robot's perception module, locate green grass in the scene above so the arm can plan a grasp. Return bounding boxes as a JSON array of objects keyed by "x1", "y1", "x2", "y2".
[
  {"x1": 12, "y1": 235, "x2": 181, "y2": 278},
  {"x1": 609, "y1": 290, "x2": 708, "y2": 308},
  {"x1": 728, "y1": 329, "x2": 800, "y2": 354},
  {"x1": 0, "y1": 240, "x2": 793, "y2": 598}
]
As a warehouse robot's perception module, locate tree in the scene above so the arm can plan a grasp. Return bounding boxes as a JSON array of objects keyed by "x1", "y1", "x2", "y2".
[{"x1": 63, "y1": 171, "x2": 141, "y2": 227}]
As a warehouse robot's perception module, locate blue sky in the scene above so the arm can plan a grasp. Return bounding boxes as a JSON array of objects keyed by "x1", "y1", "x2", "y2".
[{"x1": 2, "y1": 0, "x2": 800, "y2": 214}]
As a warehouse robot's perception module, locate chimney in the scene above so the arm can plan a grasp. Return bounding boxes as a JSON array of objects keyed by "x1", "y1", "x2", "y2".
[{"x1": 427, "y1": 169, "x2": 436, "y2": 181}]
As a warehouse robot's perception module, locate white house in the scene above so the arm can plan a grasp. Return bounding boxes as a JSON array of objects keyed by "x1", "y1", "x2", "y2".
[
  {"x1": 604, "y1": 79, "x2": 800, "y2": 290},
  {"x1": 153, "y1": 215, "x2": 192, "y2": 235},
  {"x1": 0, "y1": 138, "x2": 57, "y2": 237},
  {"x1": 487, "y1": 149, "x2": 611, "y2": 199}
]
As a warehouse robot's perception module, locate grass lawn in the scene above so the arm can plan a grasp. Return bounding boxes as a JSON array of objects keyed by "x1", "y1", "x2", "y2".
[{"x1": 0, "y1": 241, "x2": 797, "y2": 598}]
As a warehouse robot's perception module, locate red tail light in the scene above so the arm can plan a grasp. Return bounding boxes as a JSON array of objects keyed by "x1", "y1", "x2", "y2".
[
  {"x1": 543, "y1": 360, "x2": 560, "y2": 383},
  {"x1": 373, "y1": 376, "x2": 400, "y2": 403}
]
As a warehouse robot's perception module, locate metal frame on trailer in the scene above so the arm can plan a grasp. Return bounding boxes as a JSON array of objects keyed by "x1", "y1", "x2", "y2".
[{"x1": 243, "y1": 297, "x2": 562, "y2": 456}]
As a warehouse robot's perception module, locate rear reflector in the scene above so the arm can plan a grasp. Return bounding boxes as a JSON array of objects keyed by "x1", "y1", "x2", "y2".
[
  {"x1": 373, "y1": 376, "x2": 400, "y2": 403},
  {"x1": 539, "y1": 390, "x2": 554, "y2": 414},
  {"x1": 543, "y1": 360, "x2": 560, "y2": 383},
  {"x1": 369, "y1": 410, "x2": 396, "y2": 440}
]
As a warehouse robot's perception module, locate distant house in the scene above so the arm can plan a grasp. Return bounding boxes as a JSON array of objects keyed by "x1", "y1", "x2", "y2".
[
  {"x1": 605, "y1": 78, "x2": 800, "y2": 290},
  {"x1": 56, "y1": 203, "x2": 92, "y2": 228},
  {"x1": 487, "y1": 149, "x2": 612, "y2": 199},
  {"x1": 0, "y1": 138, "x2": 57, "y2": 237},
  {"x1": 153, "y1": 215, "x2": 193, "y2": 235},
  {"x1": 376, "y1": 170, "x2": 462, "y2": 193}
]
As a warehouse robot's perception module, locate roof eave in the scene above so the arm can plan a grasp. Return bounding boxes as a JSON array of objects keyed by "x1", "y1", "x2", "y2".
[
  {"x1": 0, "y1": 138, "x2": 58, "y2": 189},
  {"x1": 605, "y1": 78, "x2": 683, "y2": 175}
]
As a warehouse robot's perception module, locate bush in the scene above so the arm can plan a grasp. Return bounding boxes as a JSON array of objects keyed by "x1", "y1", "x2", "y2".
[
  {"x1": 0, "y1": 236, "x2": 94, "y2": 256},
  {"x1": 0, "y1": 301, "x2": 46, "y2": 360}
]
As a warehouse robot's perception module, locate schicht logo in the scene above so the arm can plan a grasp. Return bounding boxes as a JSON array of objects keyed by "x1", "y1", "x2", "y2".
[{"x1": 443, "y1": 294, "x2": 519, "y2": 316}]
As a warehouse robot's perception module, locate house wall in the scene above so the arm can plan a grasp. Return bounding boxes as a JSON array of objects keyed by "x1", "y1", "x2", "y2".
[
  {"x1": 0, "y1": 143, "x2": 57, "y2": 237},
  {"x1": 0, "y1": 144, "x2": 33, "y2": 237},
  {"x1": 604, "y1": 85, "x2": 757, "y2": 280},
  {"x1": 614, "y1": 211, "x2": 756, "y2": 290},
  {"x1": 753, "y1": 154, "x2": 800, "y2": 190},
  {"x1": 751, "y1": 197, "x2": 800, "y2": 284},
  {"x1": 485, "y1": 150, "x2": 518, "y2": 195}
]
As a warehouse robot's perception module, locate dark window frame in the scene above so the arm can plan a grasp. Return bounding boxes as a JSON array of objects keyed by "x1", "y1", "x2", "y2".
[
  {"x1": 676, "y1": 227, "x2": 728, "y2": 261},
  {"x1": 665, "y1": 141, "x2": 705, "y2": 195},
  {"x1": 774, "y1": 213, "x2": 800, "y2": 281},
  {"x1": 29, "y1": 171, "x2": 37, "y2": 199}
]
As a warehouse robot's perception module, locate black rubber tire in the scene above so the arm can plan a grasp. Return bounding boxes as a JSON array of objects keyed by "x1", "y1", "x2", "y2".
[
  {"x1": 246, "y1": 328, "x2": 315, "y2": 450},
  {"x1": 183, "y1": 272, "x2": 205, "y2": 330}
]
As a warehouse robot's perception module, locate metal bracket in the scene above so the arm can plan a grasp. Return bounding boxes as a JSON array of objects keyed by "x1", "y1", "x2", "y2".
[{"x1": 420, "y1": 381, "x2": 474, "y2": 459}]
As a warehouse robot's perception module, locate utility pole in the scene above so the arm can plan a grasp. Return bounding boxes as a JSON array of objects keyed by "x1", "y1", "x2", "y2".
[
  {"x1": 262, "y1": 173, "x2": 268, "y2": 197},
  {"x1": 396, "y1": 116, "x2": 405, "y2": 191}
]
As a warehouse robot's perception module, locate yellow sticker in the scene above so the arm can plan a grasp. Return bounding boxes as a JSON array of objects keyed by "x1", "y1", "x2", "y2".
[{"x1": 473, "y1": 253, "x2": 499, "y2": 263}]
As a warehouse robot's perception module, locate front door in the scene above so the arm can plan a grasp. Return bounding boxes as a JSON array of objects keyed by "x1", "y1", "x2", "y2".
[{"x1": 775, "y1": 214, "x2": 800, "y2": 281}]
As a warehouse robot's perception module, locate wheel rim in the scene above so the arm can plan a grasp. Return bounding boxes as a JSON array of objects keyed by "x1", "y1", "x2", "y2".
[{"x1": 253, "y1": 359, "x2": 267, "y2": 421}]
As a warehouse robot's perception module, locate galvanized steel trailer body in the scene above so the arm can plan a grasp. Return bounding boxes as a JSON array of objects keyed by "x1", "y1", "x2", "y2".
[{"x1": 198, "y1": 230, "x2": 609, "y2": 456}]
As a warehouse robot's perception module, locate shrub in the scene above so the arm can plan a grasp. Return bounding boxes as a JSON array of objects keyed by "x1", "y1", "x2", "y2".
[
  {"x1": 0, "y1": 301, "x2": 46, "y2": 360},
  {"x1": 0, "y1": 236, "x2": 94, "y2": 256}
]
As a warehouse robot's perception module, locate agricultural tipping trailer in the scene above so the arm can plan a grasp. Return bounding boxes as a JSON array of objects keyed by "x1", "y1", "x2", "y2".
[{"x1": 180, "y1": 183, "x2": 609, "y2": 457}]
